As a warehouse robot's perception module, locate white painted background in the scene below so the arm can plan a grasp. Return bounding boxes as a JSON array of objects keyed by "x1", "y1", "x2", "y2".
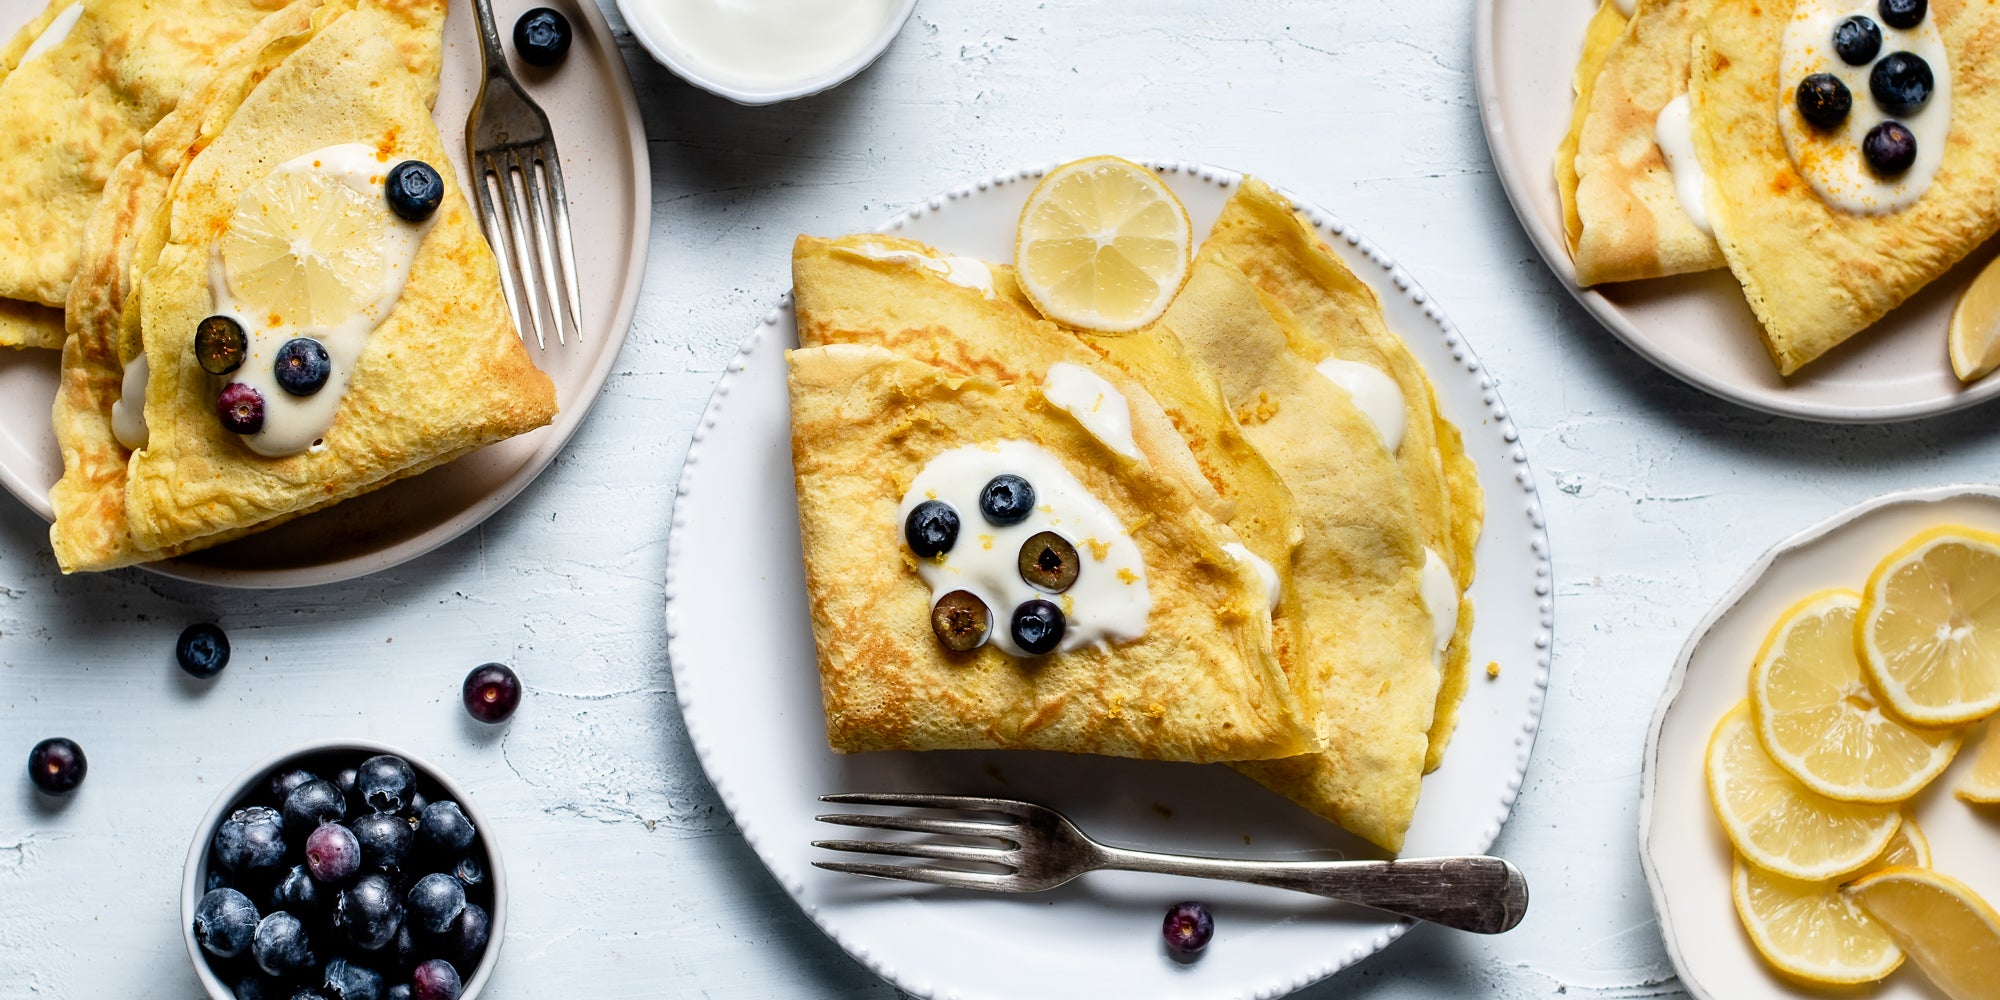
[{"x1": 1, "y1": 0, "x2": 1986, "y2": 995}]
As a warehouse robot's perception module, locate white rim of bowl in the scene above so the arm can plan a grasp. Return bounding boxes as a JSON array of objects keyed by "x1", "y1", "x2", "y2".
[
  {"x1": 179, "y1": 739, "x2": 508, "y2": 999},
  {"x1": 616, "y1": 0, "x2": 919, "y2": 105},
  {"x1": 1635, "y1": 481, "x2": 2000, "y2": 1000}
]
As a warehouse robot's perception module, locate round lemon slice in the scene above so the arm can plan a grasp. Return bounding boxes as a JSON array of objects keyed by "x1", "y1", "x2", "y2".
[
  {"x1": 1707, "y1": 701, "x2": 1901, "y2": 881},
  {"x1": 1751, "y1": 589, "x2": 1960, "y2": 802},
  {"x1": 1733, "y1": 820, "x2": 1929, "y2": 985},
  {"x1": 1858, "y1": 526, "x2": 2000, "y2": 728},
  {"x1": 1014, "y1": 156, "x2": 1192, "y2": 333},
  {"x1": 1956, "y1": 725, "x2": 2000, "y2": 803},
  {"x1": 221, "y1": 167, "x2": 395, "y2": 329},
  {"x1": 1844, "y1": 867, "x2": 2000, "y2": 1000}
]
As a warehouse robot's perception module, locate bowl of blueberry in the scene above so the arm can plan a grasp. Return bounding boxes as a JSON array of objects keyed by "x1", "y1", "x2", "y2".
[{"x1": 182, "y1": 741, "x2": 505, "y2": 1000}]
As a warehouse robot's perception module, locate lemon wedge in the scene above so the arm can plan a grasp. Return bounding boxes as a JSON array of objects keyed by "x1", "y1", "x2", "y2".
[
  {"x1": 1957, "y1": 725, "x2": 2000, "y2": 803},
  {"x1": 1708, "y1": 701, "x2": 1902, "y2": 881},
  {"x1": 1733, "y1": 819, "x2": 1929, "y2": 985},
  {"x1": 221, "y1": 167, "x2": 395, "y2": 329},
  {"x1": 1949, "y1": 256, "x2": 2000, "y2": 381},
  {"x1": 1015, "y1": 156, "x2": 1192, "y2": 333},
  {"x1": 1844, "y1": 867, "x2": 2000, "y2": 1000},
  {"x1": 1858, "y1": 526, "x2": 2000, "y2": 728},
  {"x1": 1751, "y1": 589, "x2": 1960, "y2": 802}
]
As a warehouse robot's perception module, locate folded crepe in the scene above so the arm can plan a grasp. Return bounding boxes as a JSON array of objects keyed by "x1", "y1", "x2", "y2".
[
  {"x1": 1692, "y1": 0, "x2": 2000, "y2": 372},
  {"x1": 1158, "y1": 257, "x2": 1439, "y2": 852},
  {"x1": 51, "y1": 0, "x2": 556, "y2": 570},
  {"x1": 0, "y1": 0, "x2": 290, "y2": 347},
  {"x1": 1201, "y1": 179, "x2": 1483, "y2": 774},
  {"x1": 787, "y1": 343, "x2": 1315, "y2": 763},
  {"x1": 1566, "y1": 0, "x2": 1726, "y2": 284},
  {"x1": 1557, "y1": 0, "x2": 1630, "y2": 256}
]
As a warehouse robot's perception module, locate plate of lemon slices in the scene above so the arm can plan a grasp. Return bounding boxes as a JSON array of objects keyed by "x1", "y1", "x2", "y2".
[{"x1": 1642, "y1": 484, "x2": 2000, "y2": 1000}]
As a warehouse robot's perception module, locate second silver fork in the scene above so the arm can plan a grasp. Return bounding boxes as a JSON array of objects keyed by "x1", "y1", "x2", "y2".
[
  {"x1": 467, "y1": 0, "x2": 582, "y2": 349},
  {"x1": 815, "y1": 793, "x2": 1530, "y2": 935}
]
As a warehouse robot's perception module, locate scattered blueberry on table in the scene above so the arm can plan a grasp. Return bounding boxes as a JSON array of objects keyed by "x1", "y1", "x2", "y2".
[
  {"x1": 1161, "y1": 900, "x2": 1214, "y2": 955},
  {"x1": 513, "y1": 8, "x2": 572, "y2": 68},
  {"x1": 460, "y1": 664, "x2": 521, "y2": 724},
  {"x1": 26, "y1": 736, "x2": 85, "y2": 795}
]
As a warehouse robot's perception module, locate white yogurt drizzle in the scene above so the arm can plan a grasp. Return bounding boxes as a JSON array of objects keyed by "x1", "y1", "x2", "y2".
[
  {"x1": 1316, "y1": 357, "x2": 1407, "y2": 454},
  {"x1": 19, "y1": 3, "x2": 82, "y2": 66},
  {"x1": 209, "y1": 144, "x2": 435, "y2": 457},
  {"x1": 900, "y1": 440, "x2": 1150, "y2": 656},
  {"x1": 1419, "y1": 548, "x2": 1459, "y2": 669},
  {"x1": 1778, "y1": 0, "x2": 1950, "y2": 214},
  {"x1": 831, "y1": 242, "x2": 997, "y2": 298},
  {"x1": 1224, "y1": 542, "x2": 1281, "y2": 612},
  {"x1": 1654, "y1": 94, "x2": 1713, "y2": 235},
  {"x1": 111, "y1": 354, "x2": 150, "y2": 451},
  {"x1": 1040, "y1": 362, "x2": 1140, "y2": 460}
]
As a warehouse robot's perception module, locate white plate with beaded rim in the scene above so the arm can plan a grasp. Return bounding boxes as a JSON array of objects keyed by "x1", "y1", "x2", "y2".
[
  {"x1": 1476, "y1": 0, "x2": 2000, "y2": 423},
  {"x1": 0, "y1": 0, "x2": 649, "y2": 587},
  {"x1": 1641, "y1": 483, "x2": 2000, "y2": 1000},
  {"x1": 665, "y1": 160, "x2": 1553, "y2": 1000}
]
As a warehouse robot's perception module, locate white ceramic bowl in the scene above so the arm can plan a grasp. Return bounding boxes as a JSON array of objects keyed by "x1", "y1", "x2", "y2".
[
  {"x1": 181, "y1": 740, "x2": 507, "y2": 999},
  {"x1": 616, "y1": 0, "x2": 918, "y2": 105}
]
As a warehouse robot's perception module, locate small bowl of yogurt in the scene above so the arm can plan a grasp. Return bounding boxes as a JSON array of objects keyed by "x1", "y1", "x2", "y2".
[{"x1": 618, "y1": 0, "x2": 919, "y2": 105}]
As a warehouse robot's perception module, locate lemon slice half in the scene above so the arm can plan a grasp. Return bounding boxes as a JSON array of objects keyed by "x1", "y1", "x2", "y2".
[
  {"x1": 1858, "y1": 526, "x2": 2000, "y2": 728},
  {"x1": 1751, "y1": 589, "x2": 1960, "y2": 802},
  {"x1": 221, "y1": 167, "x2": 394, "y2": 329},
  {"x1": 1844, "y1": 867, "x2": 2000, "y2": 1000},
  {"x1": 1949, "y1": 256, "x2": 2000, "y2": 381},
  {"x1": 1733, "y1": 819, "x2": 1929, "y2": 985},
  {"x1": 1707, "y1": 701, "x2": 1901, "y2": 881},
  {"x1": 1956, "y1": 725, "x2": 2000, "y2": 803},
  {"x1": 1015, "y1": 156, "x2": 1192, "y2": 333}
]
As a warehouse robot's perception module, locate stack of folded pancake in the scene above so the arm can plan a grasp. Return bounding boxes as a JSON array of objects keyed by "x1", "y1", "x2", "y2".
[
  {"x1": 0, "y1": 0, "x2": 555, "y2": 572},
  {"x1": 785, "y1": 180, "x2": 1485, "y2": 853}
]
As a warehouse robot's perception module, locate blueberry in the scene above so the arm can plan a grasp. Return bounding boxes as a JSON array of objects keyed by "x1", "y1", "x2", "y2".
[
  {"x1": 461, "y1": 663, "x2": 522, "y2": 724},
  {"x1": 410, "y1": 959, "x2": 462, "y2": 1000},
  {"x1": 404, "y1": 789, "x2": 429, "y2": 820},
  {"x1": 306, "y1": 822, "x2": 362, "y2": 885},
  {"x1": 352, "y1": 813, "x2": 414, "y2": 872},
  {"x1": 195, "y1": 315, "x2": 248, "y2": 376},
  {"x1": 417, "y1": 802, "x2": 476, "y2": 857},
  {"x1": 1834, "y1": 15, "x2": 1882, "y2": 65},
  {"x1": 288, "y1": 991, "x2": 330, "y2": 1000},
  {"x1": 27, "y1": 737, "x2": 85, "y2": 795},
  {"x1": 384, "y1": 161, "x2": 444, "y2": 223},
  {"x1": 216, "y1": 806, "x2": 288, "y2": 878},
  {"x1": 1010, "y1": 599, "x2": 1065, "y2": 655},
  {"x1": 273, "y1": 338, "x2": 331, "y2": 397},
  {"x1": 234, "y1": 975, "x2": 283, "y2": 1000},
  {"x1": 513, "y1": 7, "x2": 572, "y2": 67},
  {"x1": 268, "y1": 767, "x2": 318, "y2": 805},
  {"x1": 324, "y1": 958, "x2": 385, "y2": 1000},
  {"x1": 1795, "y1": 73, "x2": 1851, "y2": 129},
  {"x1": 1880, "y1": 0, "x2": 1925, "y2": 29},
  {"x1": 1162, "y1": 900, "x2": 1214, "y2": 954},
  {"x1": 1017, "y1": 531, "x2": 1080, "y2": 593},
  {"x1": 442, "y1": 902, "x2": 490, "y2": 967},
  {"x1": 978, "y1": 475, "x2": 1036, "y2": 526},
  {"x1": 335, "y1": 767, "x2": 361, "y2": 810},
  {"x1": 406, "y1": 873, "x2": 467, "y2": 934},
  {"x1": 1871, "y1": 51, "x2": 1933, "y2": 114},
  {"x1": 271, "y1": 864, "x2": 324, "y2": 917},
  {"x1": 217, "y1": 383, "x2": 266, "y2": 435},
  {"x1": 451, "y1": 855, "x2": 486, "y2": 889},
  {"x1": 930, "y1": 590, "x2": 990, "y2": 652},
  {"x1": 904, "y1": 500, "x2": 960, "y2": 558},
  {"x1": 252, "y1": 911, "x2": 316, "y2": 978},
  {"x1": 284, "y1": 779, "x2": 348, "y2": 839},
  {"x1": 356, "y1": 756, "x2": 416, "y2": 815},
  {"x1": 193, "y1": 887, "x2": 261, "y2": 958},
  {"x1": 1864, "y1": 120, "x2": 1919, "y2": 175},
  {"x1": 336, "y1": 873, "x2": 406, "y2": 951},
  {"x1": 207, "y1": 869, "x2": 231, "y2": 892}
]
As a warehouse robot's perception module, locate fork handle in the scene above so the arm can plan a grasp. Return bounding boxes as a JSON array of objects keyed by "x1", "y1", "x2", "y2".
[
  {"x1": 1097, "y1": 850, "x2": 1528, "y2": 934},
  {"x1": 468, "y1": 0, "x2": 509, "y2": 78}
]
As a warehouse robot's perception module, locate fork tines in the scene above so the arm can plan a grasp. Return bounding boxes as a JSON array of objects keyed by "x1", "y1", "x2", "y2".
[
  {"x1": 474, "y1": 145, "x2": 582, "y2": 350},
  {"x1": 812, "y1": 793, "x2": 1023, "y2": 889}
]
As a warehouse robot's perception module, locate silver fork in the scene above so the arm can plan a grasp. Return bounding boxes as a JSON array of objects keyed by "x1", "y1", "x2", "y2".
[
  {"x1": 814, "y1": 793, "x2": 1529, "y2": 935},
  {"x1": 466, "y1": 0, "x2": 582, "y2": 348}
]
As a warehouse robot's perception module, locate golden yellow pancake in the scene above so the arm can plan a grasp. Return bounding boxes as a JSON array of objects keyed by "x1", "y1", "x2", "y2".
[
  {"x1": 787, "y1": 343, "x2": 1314, "y2": 763},
  {"x1": 1570, "y1": 0, "x2": 1726, "y2": 284},
  {"x1": 1558, "y1": 0, "x2": 1630, "y2": 253},
  {"x1": 1692, "y1": 0, "x2": 2000, "y2": 373},
  {"x1": 0, "y1": 298, "x2": 62, "y2": 350}
]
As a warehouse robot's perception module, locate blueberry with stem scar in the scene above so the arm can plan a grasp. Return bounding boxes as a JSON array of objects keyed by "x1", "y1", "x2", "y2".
[
  {"x1": 195, "y1": 316, "x2": 247, "y2": 375},
  {"x1": 274, "y1": 338, "x2": 331, "y2": 397},
  {"x1": 384, "y1": 161, "x2": 444, "y2": 223},
  {"x1": 217, "y1": 383, "x2": 266, "y2": 435},
  {"x1": 1834, "y1": 15, "x2": 1882, "y2": 65},
  {"x1": 1795, "y1": 73, "x2": 1852, "y2": 130},
  {"x1": 979, "y1": 474, "x2": 1035, "y2": 526},
  {"x1": 1864, "y1": 121, "x2": 1918, "y2": 176},
  {"x1": 1017, "y1": 531, "x2": 1080, "y2": 593},
  {"x1": 1870, "y1": 52, "x2": 1933, "y2": 115},
  {"x1": 27, "y1": 737, "x2": 85, "y2": 795},
  {"x1": 931, "y1": 590, "x2": 990, "y2": 652},
  {"x1": 1010, "y1": 599, "x2": 1065, "y2": 655},
  {"x1": 1880, "y1": 0, "x2": 1925, "y2": 29},
  {"x1": 904, "y1": 500, "x2": 960, "y2": 558}
]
